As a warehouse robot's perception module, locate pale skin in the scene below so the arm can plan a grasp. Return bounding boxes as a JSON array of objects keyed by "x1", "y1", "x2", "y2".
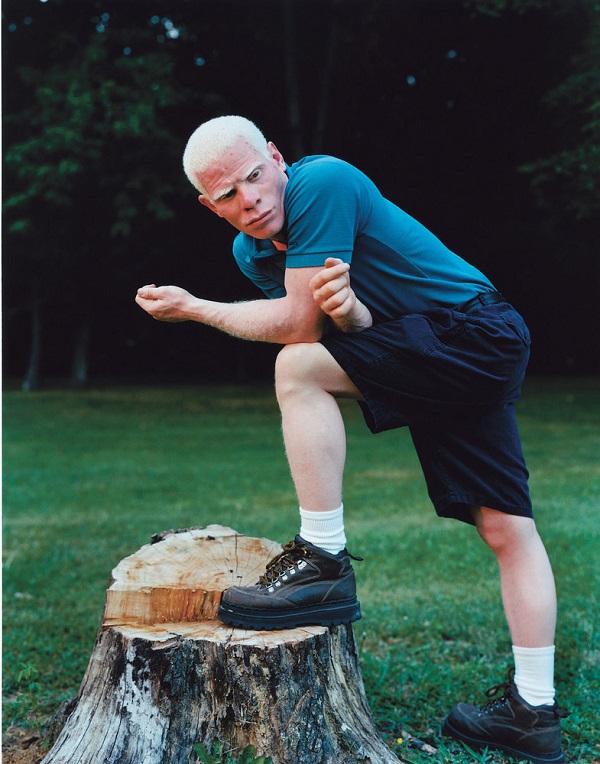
[{"x1": 135, "y1": 136, "x2": 556, "y2": 649}]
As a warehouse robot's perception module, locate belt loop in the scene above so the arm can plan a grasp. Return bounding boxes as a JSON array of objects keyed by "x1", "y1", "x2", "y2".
[{"x1": 458, "y1": 291, "x2": 505, "y2": 314}]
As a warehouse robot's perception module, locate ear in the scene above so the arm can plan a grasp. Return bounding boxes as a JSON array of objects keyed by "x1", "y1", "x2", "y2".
[
  {"x1": 267, "y1": 141, "x2": 286, "y2": 170},
  {"x1": 198, "y1": 194, "x2": 221, "y2": 216}
]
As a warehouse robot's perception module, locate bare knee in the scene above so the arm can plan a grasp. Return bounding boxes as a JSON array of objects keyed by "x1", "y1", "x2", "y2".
[
  {"x1": 275, "y1": 342, "x2": 361, "y2": 403},
  {"x1": 275, "y1": 343, "x2": 322, "y2": 402},
  {"x1": 275, "y1": 342, "x2": 318, "y2": 379},
  {"x1": 474, "y1": 507, "x2": 537, "y2": 556}
]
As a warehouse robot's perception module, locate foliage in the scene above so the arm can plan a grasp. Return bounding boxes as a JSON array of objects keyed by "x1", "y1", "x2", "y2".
[
  {"x1": 194, "y1": 741, "x2": 273, "y2": 764},
  {"x1": 2, "y1": 0, "x2": 599, "y2": 383},
  {"x1": 2, "y1": 381, "x2": 600, "y2": 762},
  {"x1": 464, "y1": 0, "x2": 547, "y2": 16},
  {"x1": 520, "y1": 3, "x2": 600, "y2": 220},
  {"x1": 466, "y1": 0, "x2": 600, "y2": 221},
  {"x1": 2, "y1": 4, "x2": 209, "y2": 386},
  {"x1": 3, "y1": 15, "x2": 191, "y2": 242}
]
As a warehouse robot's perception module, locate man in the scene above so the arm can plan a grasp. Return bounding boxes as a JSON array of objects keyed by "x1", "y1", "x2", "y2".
[{"x1": 136, "y1": 115, "x2": 567, "y2": 764}]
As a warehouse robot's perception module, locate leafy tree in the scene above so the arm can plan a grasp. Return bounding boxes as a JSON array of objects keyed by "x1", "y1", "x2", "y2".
[
  {"x1": 466, "y1": 0, "x2": 600, "y2": 220},
  {"x1": 520, "y1": 5, "x2": 600, "y2": 220},
  {"x1": 4, "y1": 0, "x2": 598, "y2": 381},
  {"x1": 3, "y1": 7, "x2": 202, "y2": 388}
]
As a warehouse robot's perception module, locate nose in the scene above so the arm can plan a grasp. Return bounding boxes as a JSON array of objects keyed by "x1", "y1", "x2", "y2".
[{"x1": 240, "y1": 184, "x2": 260, "y2": 210}]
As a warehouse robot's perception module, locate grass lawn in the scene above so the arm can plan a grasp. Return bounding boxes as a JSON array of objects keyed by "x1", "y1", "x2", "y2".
[{"x1": 3, "y1": 377, "x2": 599, "y2": 763}]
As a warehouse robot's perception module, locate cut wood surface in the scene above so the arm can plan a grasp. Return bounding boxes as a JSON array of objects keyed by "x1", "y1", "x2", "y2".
[
  {"x1": 42, "y1": 525, "x2": 404, "y2": 764},
  {"x1": 103, "y1": 525, "x2": 283, "y2": 626}
]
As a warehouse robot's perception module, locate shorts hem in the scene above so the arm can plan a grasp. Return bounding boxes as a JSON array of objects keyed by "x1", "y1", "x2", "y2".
[
  {"x1": 434, "y1": 494, "x2": 534, "y2": 526},
  {"x1": 320, "y1": 340, "x2": 395, "y2": 432}
]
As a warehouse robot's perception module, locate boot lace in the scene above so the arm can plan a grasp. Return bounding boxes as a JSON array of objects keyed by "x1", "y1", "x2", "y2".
[
  {"x1": 481, "y1": 669, "x2": 570, "y2": 718},
  {"x1": 259, "y1": 540, "x2": 311, "y2": 586},
  {"x1": 481, "y1": 671, "x2": 515, "y2": 714}
]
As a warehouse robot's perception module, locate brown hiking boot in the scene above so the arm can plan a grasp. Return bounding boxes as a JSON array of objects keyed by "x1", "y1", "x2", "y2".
[
  {"x1": 217, "y1": 536, "x2": 361, "y2": 630},
  {"x1": 443, "y1": 676, "x2": 569, "y2": 764}
]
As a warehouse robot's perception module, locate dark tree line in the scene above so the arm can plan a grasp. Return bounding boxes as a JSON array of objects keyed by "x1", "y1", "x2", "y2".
[{"x1": 3, "y1": 0, "x2": 599, "y2": 389}]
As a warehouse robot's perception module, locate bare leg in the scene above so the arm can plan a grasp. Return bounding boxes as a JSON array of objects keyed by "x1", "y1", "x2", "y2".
[
  {"x1": 473, "y1": 507, "x2": 557, "y2": 647},
  {"x1": 275, "y1": 342, "x2": 362, "y2": 512},
  {"x1": 444, "y1": 514, "x2": 562, "y2": 757}
]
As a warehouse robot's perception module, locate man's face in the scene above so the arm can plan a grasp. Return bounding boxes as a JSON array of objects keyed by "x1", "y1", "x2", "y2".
[{"x1": 197, "y1": 139, "x2": 288, "y2": 241}]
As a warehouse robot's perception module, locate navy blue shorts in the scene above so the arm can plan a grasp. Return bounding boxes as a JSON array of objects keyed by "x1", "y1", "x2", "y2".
[{"x1": 320, "y1": 301, "x2": 533, "y2": 525}]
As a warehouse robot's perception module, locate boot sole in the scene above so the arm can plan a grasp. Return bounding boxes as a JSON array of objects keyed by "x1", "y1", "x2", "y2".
[
  {"x1": 442, "y1": 719, "x2": 565, "y2": 764},
  {"x1": 217, "y1": 597, "x2": 361, "y2": 630}
]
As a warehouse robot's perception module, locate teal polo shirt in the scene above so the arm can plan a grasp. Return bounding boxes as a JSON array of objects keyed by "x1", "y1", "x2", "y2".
[{"x1": 233, "y1": 155, "x2": 494, "y2": 322}]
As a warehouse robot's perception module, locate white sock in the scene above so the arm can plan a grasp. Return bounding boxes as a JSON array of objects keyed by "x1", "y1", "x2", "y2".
[
  {"x1": 299, "y1": 505, "x2": 346, "y2": 555},
  {"x1": 512, "y1": 645, "x2": 556, "y2": 706}
]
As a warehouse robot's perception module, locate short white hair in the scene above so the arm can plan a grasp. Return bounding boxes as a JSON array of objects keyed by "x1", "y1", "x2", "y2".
[{"x1": 182, "y1": 115, "x2": 269, "y2": 196}]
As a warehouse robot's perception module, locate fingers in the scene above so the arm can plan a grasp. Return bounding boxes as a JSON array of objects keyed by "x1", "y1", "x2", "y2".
[
  {"x1": 320, "y1": 286, "x2": 352, "y2": 315},
  {"x1": 135, "y1": 285, "x2": 162, "y2": 317},
  {"x1": 309, "y1": 261, "x2": 350, "y2": 293},
  {"x1": 324, "y1": 257, "x2": 346, "y2": 268},
  {"x1": 311, "y1": 271, "x2": 350, "y2": 301},
  {"x1": 136, "y1": 284, "x2": 158, "y2": 298},
  {"x1": 309, "y1": 259, "x2": 354, "y2": 319},
  {"x1": 313, "y1": 277, "x2": 349, "y2": 303}
]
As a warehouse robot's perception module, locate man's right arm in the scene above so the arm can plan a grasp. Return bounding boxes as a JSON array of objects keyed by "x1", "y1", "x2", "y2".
[
  {"x1": 135, "y1": 264, "x2": 329, "y2": 345},
  {"x1": 309, "y1": 258, "x2": 373, "y2": 333}
]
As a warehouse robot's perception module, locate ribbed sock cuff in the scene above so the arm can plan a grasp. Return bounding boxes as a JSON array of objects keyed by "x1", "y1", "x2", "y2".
[
  {"x1": 299, "y1": 505, "x2": 346, "y2": 554},
  {"x1": 512, "y1": 645, "x2": 556, "y2": 706}
]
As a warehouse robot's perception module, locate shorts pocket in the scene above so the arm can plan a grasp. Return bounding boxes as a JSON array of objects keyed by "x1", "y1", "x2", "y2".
[{"x1": 502, "y1": 312, "x2": 531, "y2": 346}]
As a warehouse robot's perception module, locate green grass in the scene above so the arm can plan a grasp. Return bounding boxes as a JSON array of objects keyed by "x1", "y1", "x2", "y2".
[{"x1": 3, "y1": 378, "x2": 600, "y2": 763}]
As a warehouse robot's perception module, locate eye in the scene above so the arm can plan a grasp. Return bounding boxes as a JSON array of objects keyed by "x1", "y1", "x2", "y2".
[{"x1": 249, "y1": 168, "x2": 261, "y2": 181}]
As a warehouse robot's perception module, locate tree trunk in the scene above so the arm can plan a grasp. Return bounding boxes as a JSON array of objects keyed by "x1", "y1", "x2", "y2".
[
  {"x1": 22, "y1": 282, "x2": 42, "y2": 392},
  {"x1": 42, "y1": 526, "x2": 404, "y2": 764},
  {"x1": 69, "y1": 317, "x2": 90, "y2": 390}
]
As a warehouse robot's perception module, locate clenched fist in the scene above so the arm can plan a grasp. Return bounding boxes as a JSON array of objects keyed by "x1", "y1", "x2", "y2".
[
  {"x1": 309, "y1": 258, "x2": 373, "y2": 332},
  {"x1": 135, "y1": 284, "x2": 196, "y2": 322}
]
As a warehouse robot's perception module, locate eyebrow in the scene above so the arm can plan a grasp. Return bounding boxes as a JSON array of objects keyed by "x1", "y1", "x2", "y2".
[
  {"x1": 212, "y1": 162, "x2": 265, "y2": 203},
  {"x1": 213, "y1": 186, "x2": 234, "y2": 203}
]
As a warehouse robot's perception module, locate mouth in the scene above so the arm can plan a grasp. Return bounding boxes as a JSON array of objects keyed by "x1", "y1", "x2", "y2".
[{"x1": 248, "y1": 209, "x2": 273, "y2": 227}]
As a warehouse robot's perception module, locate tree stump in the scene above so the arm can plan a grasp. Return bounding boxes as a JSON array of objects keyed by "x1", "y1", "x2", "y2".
[{"x1": 42, "y1": 525, "x2": 403, "y2": 764}]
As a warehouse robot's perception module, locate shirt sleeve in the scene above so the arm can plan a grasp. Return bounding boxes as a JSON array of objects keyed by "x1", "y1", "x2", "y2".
[{"x1": 284, "y1": 158, "x2": 369, "y2": 269}]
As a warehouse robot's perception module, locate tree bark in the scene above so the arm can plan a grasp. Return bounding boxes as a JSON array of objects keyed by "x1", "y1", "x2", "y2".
[
  {"x1": 42, "y1": 526, "x2": 404, "y2": 764},
  {"x1": 69, "y1": 317, "x2": 90, "y2": 390},
  {"x1": 22, "y1": 282, "x2": 42, "y2": 392}
]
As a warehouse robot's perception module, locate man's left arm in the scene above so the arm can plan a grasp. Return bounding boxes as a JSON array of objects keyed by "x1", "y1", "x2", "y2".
[{"x1": 309, "y1": 258, "x2": 373, "y2": 333}]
